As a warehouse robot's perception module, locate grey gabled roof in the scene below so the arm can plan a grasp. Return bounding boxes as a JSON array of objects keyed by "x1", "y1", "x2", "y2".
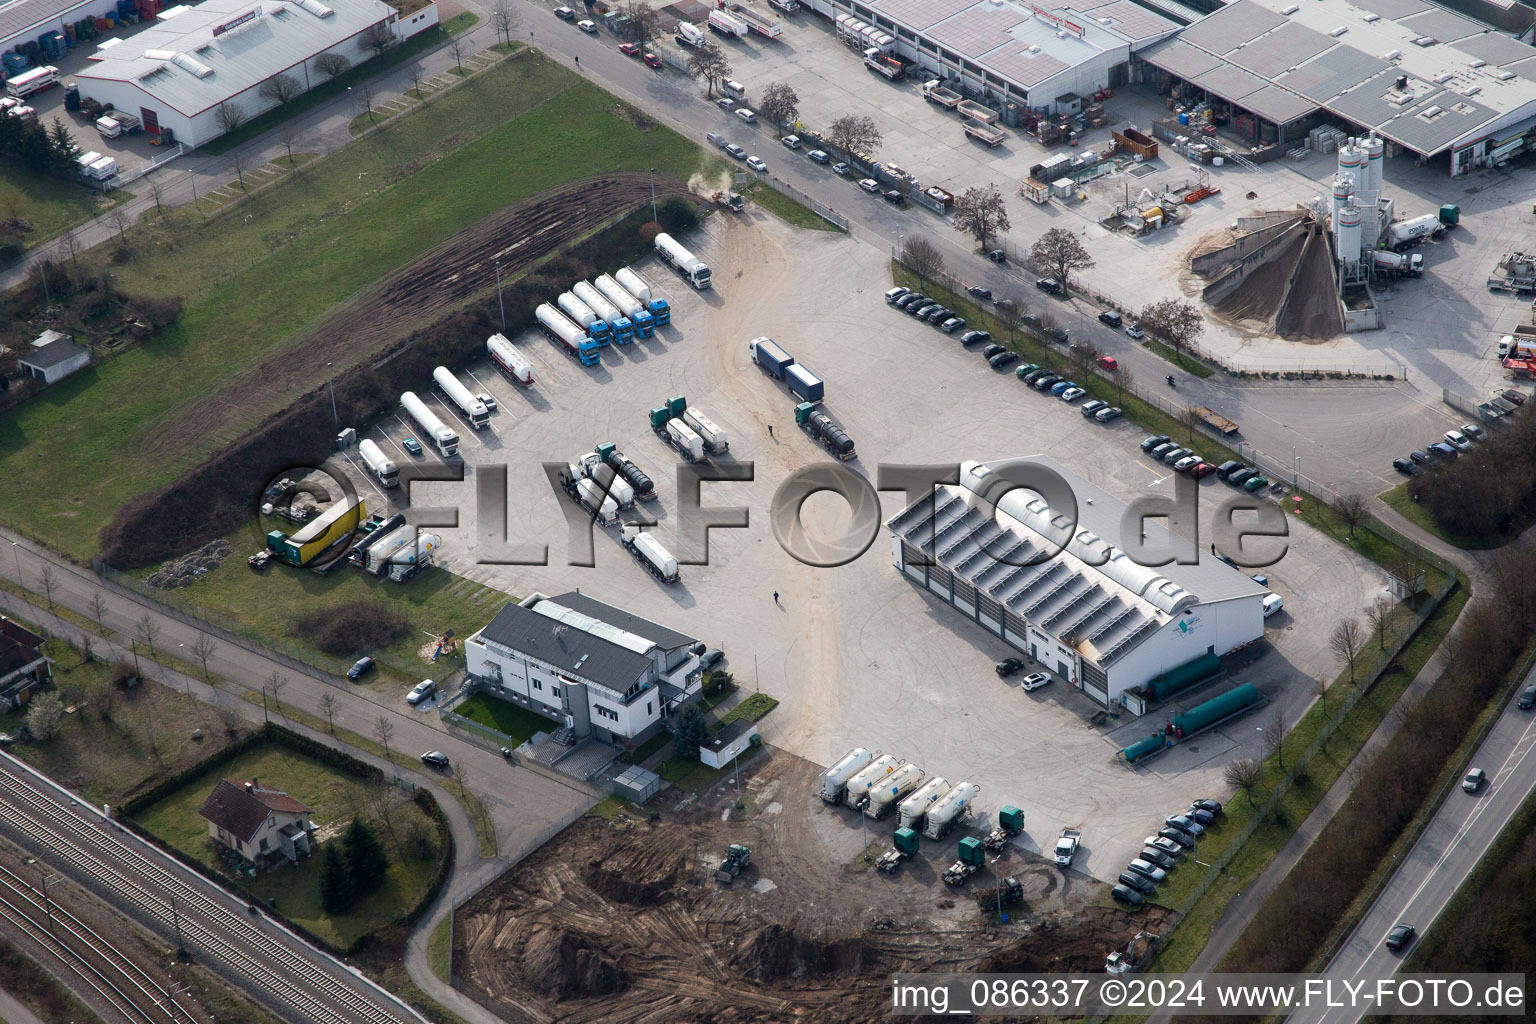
[
  {"x1": 18, "y1": 338, "x2": 87, "y2": 370},
  {"x1": 551, "y1": 592, "x2": 696, "y2": 651},
  {"x1": 479, "y1": 601, "x2": 653, "y2": 689}
]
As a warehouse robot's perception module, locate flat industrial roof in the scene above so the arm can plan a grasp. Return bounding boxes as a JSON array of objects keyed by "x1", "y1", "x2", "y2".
[
  {"x1": 1140, "y1": 0, "x2": 1536, "y2": 154},
  {"x1": 0, "y1": 0, "x2": 95, "y2": 46},
  {"x1": 73, "y1": 0, "x2": 393, "y2": 118},
  {"x1": 863, "y1": 0, "x2": 1181, "y2": 93}
]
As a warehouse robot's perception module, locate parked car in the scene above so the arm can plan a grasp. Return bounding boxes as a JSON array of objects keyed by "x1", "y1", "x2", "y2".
[
  {"x1": 923, "y1": 306, "x2": 951, "y2": 323},
  {"x1": 1161, "y1": 447, "x2": 1190, "y2": 465},
  {"x1": 407, "y1": 679, "x2": 437, "y2": 705},
  {"x1": 1462, "y1": 768, "x2": 1486, "y2": 793},
  {"x1": 1142, "y1": 434, "x2": 1172, "y2": 452},
  {"x1": 554, "y1": 5, "x2": 575, "y2": 18},
  {"x1": 1243, "y1": 475, "x2": 1271, "y2": 492},
  {"x1": 883, "y1": 189, "x2": 905, "y2": 204},
  {"x1": 1126, "y1": 859, "x2": 1168, "y2": 883},
  {"x1": 996, "y1": 657, "x2": 1024, "y2": 677},
  {"x1": 831, "y1": 161, "x2": 850, "y2": 175},
  {"x1": 1035, "y1": 278, "x2": 1061, "y2": 295},
  {"x1": 1118, "y1": 871, "x2": 1156, "y2": 894},
  {"x1": 1112, "y1": 884, "x2": 1143, "y2": 907},
  {"x1": 1081, "y1": 400, "x2": 1108, "y2": 417},
  {"x1": 1462, "y1": 423, "x2": 1486, "y2": 441},
  {"x1": 643, "y1": 52, "x2": 663, "y2": 69},
  {"x1": 1060, "y1": 387, "x2": 1086, "y2": 402},
  {"x1": 1520, "y1": 686, "x2": 1536, "y2": 710},
  {"x1": 858, "y1": 178, "x2": 880, "y2": 193},
  {"x1": 1095, "y1": 406, "x2": 1122, "y2": 422},
  {"x1": 1384, "y1": 924, "x2": 1416, "y2": 952},
  {"x1": 1098, "y1": 310, "x2": 1123, "y2": 327},
  {"x1": 941, "y1": 317, "x2": 966, "y2": 333},
  {"x1": 781, "y1": 134, "x2": 801, "y2": 149},
  {"x1": 577, "y1": 18, "x2": 597, "y2": 32},
  {"x1": 475, "y1": 392, "x2": 497, "y2": 412},
  {"x1": 896, "y1": 292, "x2": 928, "y2": 309},
  {"x1": 699, "y1": 648, "x2": 725, "y2": 670},
  {"x1": 716, "y1": 97, "x2": 736, "y2": 111},
  {"x1": 1408, "y1": 449, "x2": 1430, "y2": 465},
  {"x1": 618, "y1": 41, "x2": 642, "y2": 56},
  {"x1": 1392, "y1": 458, "x2": 1417, "y2": 475},
  {"x1": 1174, "y1": 455, "x2": 1201, "y2": 473},
  {"x1": 986, "y1": 249, "x2": 1006, "y2": 263},
  {"x1": 963, "y1": 330, "x2": 992, "y2": 345},
  {"x1": 1021, "y1": 672, "x2": 1050, "y2": 692},
  {"x1": 1034, "y1": 375, "x2": 1062, "y2": 391},
  {"x1": 1097, "y1": 355, "x2": 1119, "y2": 370},
  {"x1": 402, "y1": 438, "x2": 423, "y2": 456},
  {"x1": 1022, "y1": 368, "x2": 1051, "y2": 384},
  {"x1": 346, "y1": 657, "x2": 375, "y2": 680},
  {"x1": 1444, "y1": 429, "x2": 1472, "y2": 450},
  {"x1": 968, "y1": 286, "x2": 993, "y2": 300},
  {"x1": 1139, "y1": 847, "x2": 1176, "y2": 869},
  {"x1": 724, "y1": 144, "x2": 748, "y2": 160},
  {"x1": 746, "y1": 156, "x2": 767, "y2": 172},
  {"x1": 1050, "y1": 379, "x2": 1076, "y2": 395},
  {"x1": 1145, "y1": 835, "x2": 1184, "y2": 857},
  {"x1": 735, "y1": 108, "x2": 757, "y2": 123},
  {"x1": 885, "y1": 287, "x2": 910, "y2": 305},
  {"x1": 420, "y1": 751, "x2": 450, "y2": 769},
  {"x1": 1428, "y1": 442, "x2": 1458, "y2": 458},
  {"x1": 1158, "y1": 826, "x2": 1196, "y2": 848},
  {"x1": 1215, "y1": 459, "x2": 1243, "y2": 479},
  {"x1": 989, "y1": 351, "x2": 1018, "y2": 369},
  {"x1": 1185, "y1": 807, "x2": 1216, "y2": 826},
  {"x1": 1124, "y1": 324, "x2": 1145, "y2": 340},
  {"x1": 1191, "y1": 798, "x2": 1223, "y2": 814},
  {"x1": 1149, "y1": 443, "x2": 1176, "y2": 459},
  {"x1": 1226, "y1": 467, "x2": 1255, "y2": 486},
  {"x1": 981, "y1": 344, "x2": 1005, "y2": 360},
  {"x1": 1191, "y1": 462, "x2": 1216, "y2": 479}
]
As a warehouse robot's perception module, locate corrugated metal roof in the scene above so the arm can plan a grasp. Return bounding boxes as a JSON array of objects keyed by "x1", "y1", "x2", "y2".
[
  {"x1": 1138, "y1": 36, "x2": 1225, "y2": 79},
  {"x1": 0, "y1": 0, "x2": 95, "y2": 47},
  {"x1": 868, "y1": 0, "x2": 974, "y2": 32},
  {"x1": 549, "y1": 591, "x2": 697, "y2": 651},
  {"x1": 1180, "y1": 2, "x2": 1285, "y2": 53},
  {"x1": 1397, "y1": 6, "x2": 1487, "y2": 42},
  {"x1": 1453, "y1": 28, "x2": 1536, "y2": 66},
  {"x1": 480, "y1": 601, "x2": 654, "y2": 689},
  {"x1": 73, "y1": 0, "x2": 393, "y2": 117},
  {"x1": 1223, "y1": 21, "x2": 1334, "y2": 78}
]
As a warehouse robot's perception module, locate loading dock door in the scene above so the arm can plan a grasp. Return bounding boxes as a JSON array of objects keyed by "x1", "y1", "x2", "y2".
[{"x1": 139, "y1": 107, "x2": 159, "y2": 134}]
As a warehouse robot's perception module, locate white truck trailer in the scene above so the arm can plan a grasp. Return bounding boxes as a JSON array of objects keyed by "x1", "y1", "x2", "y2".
[
  {"x1": 487, "y1": 333, "x2": 534, "y2": 386},
  {"x1": 400, "y1": 392, "x2": 459, "y2": 457},
  {"x1": 358, "y1": 439, "x2": 399, "y2": 487},
  {"x1": 621, "y1": 525, "x2": 680, "y2": 583},
  {"x1": 432, "y1": 366, "x2": 489, "y2": 429},
  {"x1": 654, "y1": 233, "x2": 712, "y2": 290}
]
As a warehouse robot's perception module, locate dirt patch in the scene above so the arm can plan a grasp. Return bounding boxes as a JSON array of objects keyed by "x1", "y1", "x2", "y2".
[
  {"x1": 1275, "y1": 231, "x2": 1344, "y2": 342},
  {"x1": 1209, "y1": 232, "x2": 1302, "y2": 325},
  {"x1": 454, "y1": 753, "x2": 1173, "y2": 1023}
]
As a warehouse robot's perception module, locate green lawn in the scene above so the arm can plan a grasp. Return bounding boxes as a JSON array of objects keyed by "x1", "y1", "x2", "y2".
[
  {"x1": 744, "y1": 183, "x2": 841, "y2": 231},
  {"x1": 428, "y1": 913, "x2": 453, "y2": 983},
  {"x1": 657, "y1": 755, "x2": 730, "y2": 794},
  {"x1": 0, "y1": 166, "x2": 126, "y2": 252},
  {"x1": 717, "y1": 693, "x2": 778, "y2": 727},
  {"x1": 132, "y1": 743, "x2": 443, "y2": 948},
  {"x1": 451, "y1": 692, "x2": 554, "y2": 746},
  {"x1": 1144, "y1": 338, "x2": 1216, "y2": 378},
  {"x1": 0, "y1": 53, "x2": 716, "y2": 560}
]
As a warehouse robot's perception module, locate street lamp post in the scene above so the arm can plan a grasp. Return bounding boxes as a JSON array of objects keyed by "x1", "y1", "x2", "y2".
[
  {"x1": 10, "y1": 541, "x2": 21, "y2": 593},
  {"x1": 326, "y1": 361, "x2": 338, "y2": 429},
  {"x1": 494, "y1": 260, "x2": 506, "y2": 328},
  {"x1": 649, "y1": 167, "x2": 658, "y2": 225},
  {"x1": 1293, "y1": 449, "x2": 1300, "y2": 493}
]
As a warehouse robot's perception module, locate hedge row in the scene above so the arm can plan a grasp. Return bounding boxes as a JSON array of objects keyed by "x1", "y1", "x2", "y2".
[
  {"x1": 401, "y1": 788, "x2": 455, "y2": 930},
  {"x1": 99, "y1": 198, "x2": 701, "y2": 568}
]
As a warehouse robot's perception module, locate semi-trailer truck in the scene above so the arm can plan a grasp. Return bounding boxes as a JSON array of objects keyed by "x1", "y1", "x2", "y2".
[
  {"x1": 432, "y1": 366, "x2": 490, "y2": 429},
  {"x1": 820, "y1": 748, "x2": 874, "y2": 802},
  {"x1": 358, "y1": 439, "x2": 399, "y2": 487},
  {"x1": 726, "y1": 2, "x2": 782, "y2": 38},
  {"x1": 535, "y1": 304, "x2": 601, "y2": 365},
  {"x1": 596, "y1": 442, "x2": 657, "y2": 501},
  {"x1": 682, "y1": 406, "x2": 729, "y2": 454},
  {"x1": 661, "y1": 418, "x2": 705, "y2": 462},
  {"x1": 558, "y1": 465, "x2": 619, "y2": 525},
  {"x1": 576, "y1": 452, "x2": 636, "y2": 509},
  {"x1": 708, "y1": 9, "x2": 748, "y2": 37},
  {"x1": 557, "y1": 291, "x2": 613, "y2": 346},
  {"x1": 267, "y1": 496, "x2": 366, "y2": 567},
  {"x1": 922, "y1": 782, "x2": 979, "y2": 839},
  {"x1": 6, "y1": 66, "x2": 58, "y2": 99},
  {"x1": 865, "y1": 764, "x2": 925, "y2": 819},
  {"x1": 595, "y1": 274, "x2": 655, "y2": 338},
  {"x1": 1385, "y1": 213, "x2": 1445, "y2": 250},
  {"x1": 748, "y1": 337, "x2": 795, "y2": 378},
  {"x1": 615, "y1": 267, "x2": 671, "y2": 326},
  {"x1": 795, "y1": 403, "x2": 855, "y2": 458},
  {"x1": 896, "y1": 777, "x2": 951, "y2": 831},
  {"x1": 785, "y1": 363, "x2": 824, "y2": 403},
  {"x1": 621, "y1": 525, "x2": 680, "y2": 583},
  {"x1": 654, "y1": 233, "x2": 712, "y2": 290},
  {"x1": 572, "y1": 280, "x2": 633, "y2": 344},
  {"x1": 400, "y1": 391, "x2": 459, "y2": 457},
  {"x1": 364, "y1": 525, "x2": 416, "y2": 574},
  {"x1": 487, "y1": 333, "x2": 535, "y2": 386}
]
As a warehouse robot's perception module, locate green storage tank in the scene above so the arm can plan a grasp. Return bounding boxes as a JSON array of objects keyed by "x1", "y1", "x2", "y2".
[
  {"x1": 958, "y1": 836, "x2": 985, "y2": 865},
  {"x1": 648, "y1": 407, "x2": 670, "y2": 428},
  {"x1": 893, "y1": 827, "x2": 919, "y2": 855},
  {"x1": 999, "y1": 806, "x2": 1024, "y2": 833},
  {"x1": 1146, "y1": 651, "x2": 1221, "y2": 702},
  {"x1": 1171, "y1": 683, "x2": 1261, "y2": 736},
  {"x1": 667, "y1": 395, "x2": 687, "y2": 416},
  {"x1": 1121, "y1": 733, "x2": 1165, "y2": 764}
]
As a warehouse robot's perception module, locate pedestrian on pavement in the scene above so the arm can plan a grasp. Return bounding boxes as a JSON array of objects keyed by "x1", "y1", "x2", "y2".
[
  {"x1": 574, "y1": 55, "x2": 579, "y2": 66},
  {"x1": 768, "y1": 424, "x2": 774, "y2": 438},
  {"x1": 773, "y1": 591, "x2": 779, "y2": 604}
]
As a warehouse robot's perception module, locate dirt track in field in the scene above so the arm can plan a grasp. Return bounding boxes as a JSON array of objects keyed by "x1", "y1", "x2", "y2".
[
  {"x1": 454, "y1": 753, "x2": 1171, "y2": 1024},
  {"x1": 144, "y1": 173, "x2": 698, "y2": 460}
]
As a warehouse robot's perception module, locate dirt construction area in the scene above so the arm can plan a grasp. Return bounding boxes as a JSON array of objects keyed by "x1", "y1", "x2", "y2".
[{"x1": 454, "y1": 753, "x2": 1169, "y2": 1023}]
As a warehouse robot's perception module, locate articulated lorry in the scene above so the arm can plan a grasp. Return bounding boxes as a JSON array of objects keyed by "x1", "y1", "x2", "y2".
[
  {"x1": 268, "y1": 496, "x2": 366, "y2": 567},
  {"x1": 558, "y1": 291, "x2": 613, "y2": 347},
  {"x1": 573, "y1": 280, "x2": 632, "y2": 344},
  {"x1": 576, "y1": 451, "x2": 636, "y2": 509},
  {"x1": 615, "y1": 267, "x2": 671, "y2": 326},
  {"x1": 795, "y1": 402, "x2": 854, "y2": 458},
  {"x1": 921, "y1": 781, "x2": 979, "y2": 839},
  {"x1": 681, "y1": 404, "x2": 729, "y2": 454},
  {"x1": 650, "y1": 404, "x2": 706, "y2": 462},
  {"x1": 595, "y1": 273, "x2": 654, "y2": 338},
  {"x1": 843, "y1": 754, "x2": 900, "y2": 809},
  {"x1": 400, "y1": 391, "x2": 459, "y2": 457},
  {"x1": 595, "y1": 442, "x2": 656, "y2": 501},
  {"x1": 557, "y1": 464, "x2": 619, "y2": 525},
  {"x1": 433, "y1": 366, "x2": 489, "y2": 429},
  {"x1": 1385, "y1": 213, "x2": 1446, "y2": 251},
  {"x1": 386, "y1": 533, "x2": 439, "y2": 583},
  {"x1": 863, "y1": 763, "x2": 925, "y2": 820},
  {"x1": 654, "y1": 233, "x2": 712, "y2": 289},
  {"x1": 358, "y1": 439, "x2": 399, "y2": 488},
  {"x1": 535, "y1": 304, "x2": 601, "y2": 366},
  {"x1": 621, "y1": 525, "x2": 680, "y2": 583},
  {"x1": 487, "y1": 333, "x2": 534, "y2": 386},
  {"x1": 748, "y1": 336, "x2": 795, "y2": 378},
  {"x1": 820, "y1": 747, "x2": 874, "y2": 802},
  {"x1": 363, "y1": 524, "x2": 415, "y2": 574},
  {"x1": 896, "y1": 777, "x2": 951, "y2": 831}
]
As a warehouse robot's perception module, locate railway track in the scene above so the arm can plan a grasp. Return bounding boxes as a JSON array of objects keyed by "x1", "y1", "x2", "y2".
[{"x1": 0, "y1": 755, "x2": 421, "y2": 1024}]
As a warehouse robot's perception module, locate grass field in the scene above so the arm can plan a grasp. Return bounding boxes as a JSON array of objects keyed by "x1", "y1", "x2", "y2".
[
  {"x1": 451, "y1": 692, "x2": 554, "y2": 747},
  {"x1": 0, "y1": 53, "x2": 716, "y2": 560},
  {"x1": 133, "y1": 743, "x2": 443, "y2": 948},
  {"x1": 743, "y1": 183, "x2": 840, "y2": 231},
  {"x1": 0, "y1": 166, "x2": 126, "y2": 253}
]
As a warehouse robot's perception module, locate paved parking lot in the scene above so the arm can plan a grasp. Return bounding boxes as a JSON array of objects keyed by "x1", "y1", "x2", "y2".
[{"x1": 332, "y1": 210, "x2": 1387, "y2": 877}]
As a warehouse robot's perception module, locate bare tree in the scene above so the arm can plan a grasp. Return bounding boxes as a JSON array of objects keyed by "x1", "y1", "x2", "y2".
[
  {"x1": 1182, "y1": 405, "x2": 1202, "y2": 443},
  {"x1": 993, "y1": 299, "x2": 1024, "y2": 344},
  {"x1": 231, "y1": 152, "x2": 249, "y2": 193},
  {"x1": 362, "y1": 22, "x2": 395, "y2": 60},
  {"x1": 39, "y1": 565, "x2": 56, "y2": 610},
  {"x1": 147, "y1": 175, "x2": 166, "y2": 220},
  {"x1": 1335, "y1": 492, "x2": 1370, "y2": 539},
  {"x1": 107, "y1": 209, "x2": 131, "y2": 248},
  {"x1": 619, "y1": 1, "x2": 660, "y2": 47},
  {"x1": 259, "y1": 72, "x2": 302, "y2": 108},
  {"x1": 266, "y1": 671, "x2": 287, "y2": 713},
  {"x1": 953, "y1": 183, "x2": 1011, "y2": 253},
  {"x1": 1224, "y1": 757, "x2": 1262, "y2": 806},
  {"x1": 1366, "y1": 595, "x2": 1396, "y2": 652},
  {"x1": 214, "y1": 101, "x2": 248, "y2": 135},
  {"x1": 1329, "y1": 617, "x2": 1365, "y2": 689},
  {"x1": 1114, "y1": 365, "x2": 1134, "y2": 408},
  {"x1": 136, "y1": 614, "x2": 160, "y2": 657},
  {"x1": 315, "y1": 53, "x2": 351, "y2": 80},
  {"x1": 276, "y1": 123, "x2": 299, "y2": 166},
  {"x1": 1312, "y1": 673, "x2": 1329, "y2": 714},
  {"x1": 90, "y1": 593, "x2": 109, "y2": 634},
  {"x1": 1030, "y1": 227, "x2": 1094, "y2": 290},
  {"x1": 1137, "y1": 297, "x2": 1205, "y2": 361},
  {"x1": 365, "y1": 781, "x2": 401, "y2": 847},
  {"x1": 57, "y1": 229, "x2": 81, "y2": 277},
  {"x1": 686, "y1": 42, "x2": 732, "y2": 98},
  {"x1": 319, "y1": 692, "x2": 338, "y2": 733},
  {"x1": 192, "y1": 635, "x2": 217, "y2": 680},
  {"x1": 448, "y1": 35, "x2": 468, "y2": 74},
  {"x1": 901, "y1": 235, "x2": 944, "y2": 292},
  {"x1": 490, "y1": 0, "x2": 517, "y2": 46},
  {"x1": 825, "y1": 114, "x2": 881, "y2": 163},
  {"x1": 375, "y1": 716, "x2": 395, "y2": 763},
  {"x1": 406, "y1": 61, "x2": 426, "y2": 99},
  {"x1": 78, "y1": 634, "x2": 93, "y2": 667},
  {"x1": 1068, "y1": 340, "x2": 1101, "y2": 383},
  {"x1": 1262, "y1": 706, "x2": 1286, "y2": 771},
  {"x1": 357, "y1": 81, "x2": 377, "y2": 124},
  {"x1": 756, "y1": 82, "x2": 799, "y2": 130}
]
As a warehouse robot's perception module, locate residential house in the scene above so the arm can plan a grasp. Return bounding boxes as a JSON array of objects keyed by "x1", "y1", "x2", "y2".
[
  {"x1": 0, "y1": 617, "x2": 50, "y2": 714},
  {"x1": 198, "y1": 777, "x2": 314, "y2": 866}
]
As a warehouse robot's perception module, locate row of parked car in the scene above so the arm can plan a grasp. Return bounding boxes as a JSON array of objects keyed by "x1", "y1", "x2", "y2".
[
  {"x1": 1113, "y1": 798, "x2": 1224, "y2": 907},
  {"x1": 1391, "y1": 422, "x2": 1489, "y2": 475},
  {"x1": 886, "y1": 285, "x2": 967, "y2": 334},
  {"x1": 1016, "y1": 364, "x2": 1123, "y2": 421},
  {"x1": 1139, "y1": 434, "x2": 1275, "y2": 492}
]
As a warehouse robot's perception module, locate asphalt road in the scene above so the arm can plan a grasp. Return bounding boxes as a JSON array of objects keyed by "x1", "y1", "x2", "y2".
[{"x1": 1286, "y1": 669, "x2": 1536, "y2": 1024}]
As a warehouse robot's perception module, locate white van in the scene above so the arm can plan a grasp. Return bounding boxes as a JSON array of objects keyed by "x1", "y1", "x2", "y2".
[
  {"x1": 723, "y1": 80, "x2": 748, "y2": 101},
  {"x1": 1262, "y1": 593, "x2": 1283, "y2": 618}
]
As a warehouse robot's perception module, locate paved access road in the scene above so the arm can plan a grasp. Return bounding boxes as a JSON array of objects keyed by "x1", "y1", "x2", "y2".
[{"x1": 1286, "y1": 671, "x2": 1536, "y2": 1024}]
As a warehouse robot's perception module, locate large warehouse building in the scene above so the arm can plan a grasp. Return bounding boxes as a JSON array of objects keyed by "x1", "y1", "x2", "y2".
[
  {"x1": 801, "y1": 0, "x2": 1183, "y2": 116},
  {"x1": 464, "y1": 592, "x2": 706, "y2": 749},
  {"x1": 72, "y1": 0, "x2": 405, "y2": 148},
  {"x1": 1137, "y1": 0, "x2": 1536, "y2": 172},
  {"x1": 886, "y1": 457, "x2": 1267, "y2": 712}
]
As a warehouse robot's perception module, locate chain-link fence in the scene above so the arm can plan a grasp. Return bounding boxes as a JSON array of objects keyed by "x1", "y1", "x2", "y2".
[{"x1": 753, "y1": 173, "x2": 849, "y2": 230}]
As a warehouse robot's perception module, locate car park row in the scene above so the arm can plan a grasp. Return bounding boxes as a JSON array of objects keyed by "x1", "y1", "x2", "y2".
[{"x1": 1112, "y1": 799, "x2": 1224, "y2": 906}]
